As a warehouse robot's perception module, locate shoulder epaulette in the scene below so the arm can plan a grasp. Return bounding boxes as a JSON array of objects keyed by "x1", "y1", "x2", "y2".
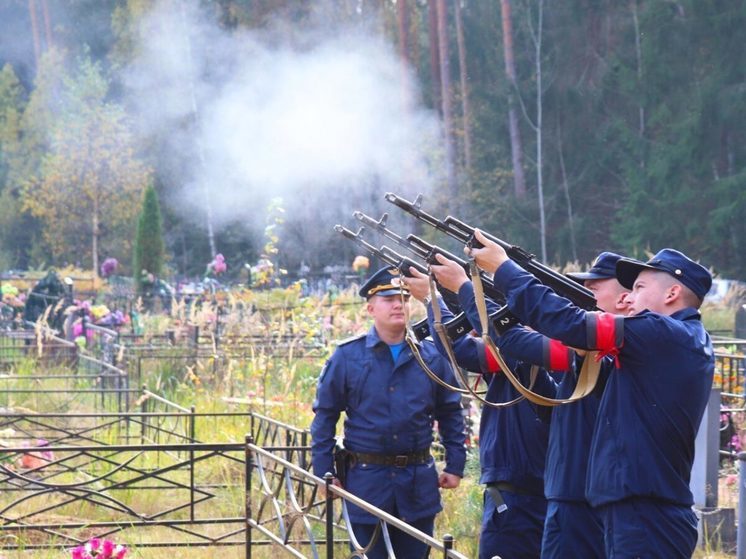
[{"x1": 335, "y1": 333, "x2": 366, "y2": 347}]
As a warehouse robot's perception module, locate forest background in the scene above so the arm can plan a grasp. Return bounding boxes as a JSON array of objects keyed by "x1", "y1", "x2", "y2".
[{"x1": 0, "y1": 0, "x2": 744, "y2": 282}]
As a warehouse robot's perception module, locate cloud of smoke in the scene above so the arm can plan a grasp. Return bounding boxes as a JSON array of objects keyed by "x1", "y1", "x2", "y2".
[{"x1": 123, "y1": 1, "x2": 443, "y2": 240}]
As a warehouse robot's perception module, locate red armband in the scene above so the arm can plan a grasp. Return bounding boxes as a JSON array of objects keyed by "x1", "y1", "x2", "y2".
[
  {"x1": 587, "y1": 312, "x2": 624, "y2": 367},
  {"x1": 546, "y1": 338, "x2": 572, "y2": 371},
  {"x1": 483, "y1": 345, "x2": 502, "y2": 374}
]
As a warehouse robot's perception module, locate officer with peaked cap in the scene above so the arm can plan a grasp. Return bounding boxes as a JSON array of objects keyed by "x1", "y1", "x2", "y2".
[
  {"x1": 310, "y1": 266, "x2": 466, "y2": 559},
  {"x1": 469, "y1": 233, "x2": 714, "y2": 559}
]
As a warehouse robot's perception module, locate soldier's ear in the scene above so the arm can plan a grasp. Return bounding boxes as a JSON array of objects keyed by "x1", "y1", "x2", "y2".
[
  {"x1": 615, "y1": 292, "x2": 631, "y2": 311},
  {"x1": 665, "y1": 284, "x2": 682, "y2": 303}
]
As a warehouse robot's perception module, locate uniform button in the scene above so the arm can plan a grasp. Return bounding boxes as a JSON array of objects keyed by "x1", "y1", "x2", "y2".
[
  {"x1": 393, "y1": 434, "x2": 398, "y2": 440},
  {"x1": 389, "y1": 386, "x2": 395, "y2": 392}
]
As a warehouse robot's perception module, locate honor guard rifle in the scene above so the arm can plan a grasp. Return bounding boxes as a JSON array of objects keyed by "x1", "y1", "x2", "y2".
[
  {"x1": 335, "y1": 225, "x2": 471, "y2": 341},
  {"x1": 353, "y1": 211, "x2": 511, "y2": 307},
  {"x1": 382, "y1": 194, "x2": 607, "y2": 408},
  {"x1": 337, "y1": 225, "x2": 497, "y2": 401},
  {"x1": 353, "y1": 211, "x2": 520, "y2": 334},
  {"x1": 384, "y1": 193, "x2": 598, "y2": 311}
]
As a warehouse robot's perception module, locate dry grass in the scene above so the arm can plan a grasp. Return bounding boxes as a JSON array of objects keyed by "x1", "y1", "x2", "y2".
[{"x1": 2, "y1": 287, "x2": 741, "y2": 558}]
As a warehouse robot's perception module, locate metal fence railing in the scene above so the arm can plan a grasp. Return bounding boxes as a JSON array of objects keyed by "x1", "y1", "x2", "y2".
[
  {"x1": 0, "y1": 435, "x2": 470, "y2": 558},
  {"x1": 247, "y1": 439, "x2": 469, "y2": 559},
  {"x1": 0, "y1": 328, "x2": 471, "y2": 557}
]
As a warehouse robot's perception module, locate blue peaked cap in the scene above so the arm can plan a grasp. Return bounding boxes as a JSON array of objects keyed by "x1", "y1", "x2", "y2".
[
  {"x1": 358, "y1": 266, "x2": 410, "y2": 299},
  {"x1": 567, "y1": 252, "x2": 624, "y2": 282},
  {"x1": 615, "y1": 248, "x2": 712, "y2": 300}
]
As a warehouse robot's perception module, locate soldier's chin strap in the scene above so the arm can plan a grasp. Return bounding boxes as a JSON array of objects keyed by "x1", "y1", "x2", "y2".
[
  {"x1": 469, "y1": 259, "x2": 602, "y2": 406},
  {"x1": 403, "y1": 270, "x2": 537, "y2": 408}
]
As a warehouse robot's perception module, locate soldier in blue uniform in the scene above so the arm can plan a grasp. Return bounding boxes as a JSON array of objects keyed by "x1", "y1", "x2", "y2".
[
  {"x1": 405, "y1": 268, "x2": 570, "y2": 559},
  {"x1": 418, "y1": 251, "x2": 630, "y2": 558},
  {"x1": 539, "y1": 253, "x2": 630, "y2": 559},
  {"x1": 310, "y1": 266, "x2": 466, "y2": 559},
  {"x1": 469, "y1": 230, "x2": 714, "y2": 559}
]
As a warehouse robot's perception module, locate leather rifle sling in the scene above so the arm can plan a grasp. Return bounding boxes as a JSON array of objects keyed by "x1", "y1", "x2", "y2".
[
  {"x1": 406, "y1": 273, "x2": 533, "y2": 408},
  {"x1": 470, "y1": 260, "x2": 602, "y2": 407}
]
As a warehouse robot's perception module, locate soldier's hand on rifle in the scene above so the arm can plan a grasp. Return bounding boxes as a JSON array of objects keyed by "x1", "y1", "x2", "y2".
[
  {"x1": 430, "y1": 254, "x2": 469, "y2": 293},
  {"x1": 402, "y1": 269, "x2": 431, "y2": 302},
  {"x1": 467, "y1": 229, "x2": 509, "y2": 274}
]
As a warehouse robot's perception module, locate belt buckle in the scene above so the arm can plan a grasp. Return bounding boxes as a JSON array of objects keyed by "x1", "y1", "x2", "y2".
[{"x1": 393, "y1": 455, "x2": 408, "y2": 468}]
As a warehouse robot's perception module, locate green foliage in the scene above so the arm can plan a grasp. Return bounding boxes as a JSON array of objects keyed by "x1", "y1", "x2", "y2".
[
  {"x1": 19, "y1": 50, "x2": 151, "y2": 272},
  {"x1": 2, "y1": 1, "x2": 746, "y2": 279},
  {"x1": 0, "y1": 63, "x2": 24, "y2": 186},
  {"x1": 0, "y1": 63, "x2": 35, "y2": 269},
  {"x1": 133, "y1": 184, "x2": 165, "y2": 292},
  {"x1": 252, "y1": 198, "x2": 286, "y2": 288},
  {"x1": 14, "y1": 48, "x2": 68, "y2": 189},
  {"x1": 110, "y1": 0, "x2": 152, "y2": 71}
]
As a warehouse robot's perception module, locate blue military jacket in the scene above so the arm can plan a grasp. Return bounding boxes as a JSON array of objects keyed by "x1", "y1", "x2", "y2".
[
  {"x1": 493, "y1": 260, "x2": 715, "y2": 507},
  {"x1": 542, "y1": 360, "x2": 603, "y2": 501},
  {"x1": 311, "y1": 326, "x2": 466, "y2": 522},
  {"x1": 456, "y1": 281, "x2": 608, "y2": 501},
  {"x1": 427, "y1": 287, "x2": 559, "y2": 494}
]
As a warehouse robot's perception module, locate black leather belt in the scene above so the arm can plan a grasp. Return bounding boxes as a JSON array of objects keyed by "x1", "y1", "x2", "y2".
[
  {"x1": 489, "y1": 481, "x2": 544, "y2": 498},
  {"x1": 351, "y1": 449, "x2": 431, "y2": 467}
]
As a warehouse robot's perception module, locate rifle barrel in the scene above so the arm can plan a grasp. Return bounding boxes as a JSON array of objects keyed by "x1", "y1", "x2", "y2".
[{"x1": 384, "y1": 196, "x2": 597, "y2": 311}]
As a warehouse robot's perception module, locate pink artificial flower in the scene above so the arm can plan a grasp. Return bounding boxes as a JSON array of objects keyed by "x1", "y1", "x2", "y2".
[
  {"x1": 212, "y1": 253, "x2": 227, "y2": 274},
  {"x1": 71, "y1": 538, "x2": 128, "y2": 559},
  {"x1": 72, "y1": 321, "x2": 95, "y2": 341}
]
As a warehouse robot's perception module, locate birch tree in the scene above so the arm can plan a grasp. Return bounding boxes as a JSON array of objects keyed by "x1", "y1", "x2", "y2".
[{"x1": 22, "y1": 55, "x2": 151, "y2": 275}]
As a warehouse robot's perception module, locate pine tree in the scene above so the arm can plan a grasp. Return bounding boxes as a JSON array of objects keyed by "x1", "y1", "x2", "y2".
[{"x1": 132, "y1": 185, "x2": 165, "y2": 293}]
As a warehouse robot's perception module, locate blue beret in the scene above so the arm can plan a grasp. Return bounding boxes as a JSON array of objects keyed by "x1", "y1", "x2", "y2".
[
  {"x1": 616, "y1": 248, "x2": 712, "y2": 300},
  {"x1": 358, "y1": 266, "x2": 410, "y2": 299},
  {"x1": 567, "y1": 252, "x2": 624, "y2": 282}
]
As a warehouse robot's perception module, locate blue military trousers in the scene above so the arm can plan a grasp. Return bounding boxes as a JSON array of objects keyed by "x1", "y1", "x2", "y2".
[
  {"x1": 541, "y1": 499, "x2": 604, "y2": 558},
  {"x1": 478, "y1": 487, "x2": 547, "y2": 559},
  {"x1": 598, "y1": 498, "x2": 698, "y2": 559}
]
